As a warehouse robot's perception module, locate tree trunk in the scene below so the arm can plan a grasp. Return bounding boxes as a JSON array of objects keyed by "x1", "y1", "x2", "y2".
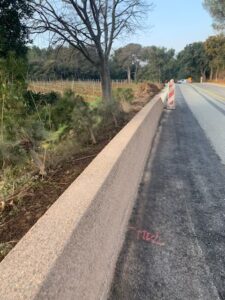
[
  {"x1": 134, "y1": 64, "x2": 138, "y2": 81},
  {"x1": 210, "y1": 66, "x2": 213, "y2": 80},
  {"x1": 127, "y1": 66, "x2": 131, "y2": 83},
  {"x1": 1, "y1": 93, "x2": 5, "y2": 142},
  {"x1": 201, "y1": 69, "x2": 206, "y2": 81},
  {"x1": 158, "y1": 67, "x2": 161, "y2": 84},
  {"x1": 216, "y1": 67, "x2": 219, "y2": 81},
  {"x1": 203, "y1": 71, "x2": 206, "y2": 81},
  {"x1": 100, "y1": 59, "x2": 112, "y2": 103}
]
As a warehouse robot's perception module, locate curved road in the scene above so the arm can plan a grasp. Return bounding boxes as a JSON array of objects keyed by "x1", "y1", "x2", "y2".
[{"x1": 109, "y1": 83, "x2": 225, "y2": 300}]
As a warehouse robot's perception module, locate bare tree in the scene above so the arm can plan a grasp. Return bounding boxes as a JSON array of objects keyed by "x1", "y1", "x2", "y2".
[{"x1": 30, "y1": 0, "x2": 152, "y2": 103}]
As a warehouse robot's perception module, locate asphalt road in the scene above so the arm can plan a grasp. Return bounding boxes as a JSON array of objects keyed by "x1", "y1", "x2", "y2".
[{"x1": 108, "y1": 84, "x2": 225, "y2": 300}]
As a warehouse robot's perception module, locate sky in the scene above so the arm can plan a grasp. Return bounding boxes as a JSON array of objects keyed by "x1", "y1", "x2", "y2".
[
  {"x1": 115, "y1": 0, "x2": 215, "y2": 52},
  {"x1": 33, "y1": 0, "x2": 216, "y2": 54}
]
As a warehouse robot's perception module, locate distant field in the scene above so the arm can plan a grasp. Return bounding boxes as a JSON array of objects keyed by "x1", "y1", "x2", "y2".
[{"x1": 29, "y1": 80, "x2": 140, "y2": 101}]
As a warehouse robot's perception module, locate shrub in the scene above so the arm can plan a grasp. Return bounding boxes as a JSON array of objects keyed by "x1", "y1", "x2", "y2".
[
  {"x1": 113, "y1": 88, "x2": 134, "y2": 103},
  {"x1": 23, "y1": 90, "x2": 59, "y2": 113},
  {"x1": 0, "y1": 141, "x2": 27, "y2": 167},
  {"x1": 51, "y1": 89, "x2": 77, "y2": 129},
  {"x1": 72, "y1": 97, "x2": 102, "y2": 144}
]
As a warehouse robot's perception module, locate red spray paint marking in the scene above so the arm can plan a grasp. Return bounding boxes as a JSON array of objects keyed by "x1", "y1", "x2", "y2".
[{"x1": 129, "y1": 227, "x2": 165, "y2": 246}]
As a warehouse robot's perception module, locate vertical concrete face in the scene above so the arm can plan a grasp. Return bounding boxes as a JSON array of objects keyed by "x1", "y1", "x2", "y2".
[{"x1": 0, "y1": 96, "x2": 163, "y2": 300}]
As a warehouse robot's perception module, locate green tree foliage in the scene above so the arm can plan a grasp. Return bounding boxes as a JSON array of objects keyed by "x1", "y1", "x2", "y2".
[
  {"x1": 51, "y1": 90, "x2": 78, "y2": 129},
  {"x1": 138, "y1": 46, "x2": 176, "y2": 83},
  {"x1": 28, "y1": 45, "x2": 141, "y2": 81},
  {"x1": 176, "y1": 42, "x2": 209, "y2": 80},
  {"x1": 28, "y1": 46, "x2": 100, "y2": 81},
  {"x1": 72, "y1": 98, "x2": 101, "y2": 145},
  {"x1": 205, "y1": 34, "x2": 225, "y2": 79},
  {"x1": 0, "y1": 1, "x2": 38, "y2": 171},
  {"x1": 113, "y1": 88, "x2": 134, "y2": 103},
  {"x1": 114, "y1": 44, "x2": 142, "y2": 82},
  {"x1": 0, "y1": 0, "x2": 32, "y2": 58},
  {"x1": 27, "y1": 44, "x2": 180, "y2": 83},
  {"x1": 0, "y1": 53, "x2": 31, "y2": 148},
  {"x1": 28, "y1": 38, "x2": 225, "y2": 83},
  {"x1": 203, "y1": 0, "x2": 225, "y2": 30}
]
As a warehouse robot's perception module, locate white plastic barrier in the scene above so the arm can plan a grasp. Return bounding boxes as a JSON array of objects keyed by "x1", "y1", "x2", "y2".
[{"x1": 167, "y1": 79, "x2": 176, "y2": 109}]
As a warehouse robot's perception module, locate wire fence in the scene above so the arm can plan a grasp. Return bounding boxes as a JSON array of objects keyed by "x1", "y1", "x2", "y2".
[{"x1": 29, "y1": 79, "x2": 139, "y2": 101}]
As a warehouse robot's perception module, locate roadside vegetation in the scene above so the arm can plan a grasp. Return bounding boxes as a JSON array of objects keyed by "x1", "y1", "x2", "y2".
[
  {"x1": 0, "y1": 1, "x2": 162, "y2": 261},
  {"x1": 1, "y1": 0, "x2": 225, "y2": 261},
  {"x1": 0, "y1": 76, "x2": 162, "y2": 261}
]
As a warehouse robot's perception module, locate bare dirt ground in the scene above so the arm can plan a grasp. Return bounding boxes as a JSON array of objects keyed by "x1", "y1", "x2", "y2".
[{"x1": 0, "y1": 138, "x2": 110, "y2": 261}]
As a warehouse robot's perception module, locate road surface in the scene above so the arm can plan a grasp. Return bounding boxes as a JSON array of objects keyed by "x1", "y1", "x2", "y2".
[{"x1": 109, "y1": 83, "x2": 225, "y2": 300}]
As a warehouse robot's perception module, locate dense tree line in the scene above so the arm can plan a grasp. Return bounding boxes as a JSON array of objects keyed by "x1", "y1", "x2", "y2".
[
  {"x1": 28, "y1": 46, "x2": 100, "y2": 81},
  {"x1": 27, "y1": 35, "x2": 225, "y2": 83},
  {"x1": 26, "y1": 0, "x2": 225, "y2": 84},
  {"x1": 28, "y1": 44, "x2": 178, "y2": 83}
]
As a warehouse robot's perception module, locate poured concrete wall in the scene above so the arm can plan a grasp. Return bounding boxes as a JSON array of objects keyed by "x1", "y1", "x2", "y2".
[{"x1": 0, "y1": 95, "x2": 163, "y2": 300}]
